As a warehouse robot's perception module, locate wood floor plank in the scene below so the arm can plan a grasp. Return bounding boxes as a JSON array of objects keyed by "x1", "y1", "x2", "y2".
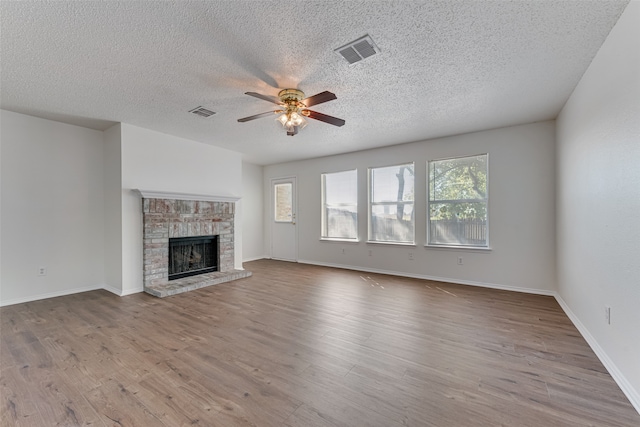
[
  {"x1": 155, "y1": 352, "x2": 298, "y2": 426},
  {"x1": 83, "y1": 378, "x2": 165, "y2": 426},
  {"x1": 1, "y1": 259, "x2": 638, "y2": 426},
  {"x1": 0, "y1": 367, "x2": 48, "y2": 427},
  {"x1": 29, "y1": 370, "x2": 104, "y2": 426},
  {"x1": 128, "y1": 371, "x2": 221, "y2": 426}
]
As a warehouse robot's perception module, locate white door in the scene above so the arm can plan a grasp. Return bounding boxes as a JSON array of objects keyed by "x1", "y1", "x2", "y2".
[{"x1": 271, "y1": 177, "x2": 297, "y2": 261}]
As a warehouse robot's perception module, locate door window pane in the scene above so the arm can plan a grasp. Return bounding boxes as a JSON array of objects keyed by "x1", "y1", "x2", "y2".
[{"x1": 274, "y1": 183, "x2": 293, "y2": 222}]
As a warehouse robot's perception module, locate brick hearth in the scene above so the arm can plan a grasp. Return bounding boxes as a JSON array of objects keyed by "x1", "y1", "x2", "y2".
[{"x1": 140, "y1": 195, "x2": 251, "y2": 297}]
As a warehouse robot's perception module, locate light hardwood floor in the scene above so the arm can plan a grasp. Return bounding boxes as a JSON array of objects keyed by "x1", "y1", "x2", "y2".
[{"x1": 1, "y1": 259, "x2": 639, "y2": 426}]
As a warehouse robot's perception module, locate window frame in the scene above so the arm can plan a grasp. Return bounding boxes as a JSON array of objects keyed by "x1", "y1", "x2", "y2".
[
  {"x1": 368, "y1": 162, "x2": 416, "y2": 245},
  {"x1": 427, "y1": 153, "x2": 489, "y2": 249},
  {"x1": 321, "y1": 169, "x2": 359, "y2": 241}
]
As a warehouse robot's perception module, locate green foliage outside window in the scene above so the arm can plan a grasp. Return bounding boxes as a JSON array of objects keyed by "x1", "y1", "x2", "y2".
[
  {"x1": 429, "y1": 155, "x2": 487, "y2": 220},
  {"x1": 429, "y1": 154, "x2": 488, "y2": 246}
]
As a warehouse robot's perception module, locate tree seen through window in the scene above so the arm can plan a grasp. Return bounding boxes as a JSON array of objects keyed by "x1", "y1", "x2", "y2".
[{"x1": 428, "y1": 154, "x2": 488, "y2": 246}]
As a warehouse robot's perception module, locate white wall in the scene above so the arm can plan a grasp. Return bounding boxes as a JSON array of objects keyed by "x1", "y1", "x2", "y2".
[
  {"x1": 1, "y1": 115, "x2": 250, "y2": 301},
  {"x1": 264, "y1": 121, "x2": 556, "y2": 294},
  {"x1": 103, "y1": 124, "x2": 122, "y2": 294},
  {"x1": 242, "y1": 161, "x2": 265, "y2": 261},
  {"x1": 556, "y1": 1, "x2": 640, "y2": 410},
  {"x1": 118, "y1": 124, "x2": 244, "y2": 294},
  {"x1": 0, "y1": 110, "x2": 105, "y2": 305}
]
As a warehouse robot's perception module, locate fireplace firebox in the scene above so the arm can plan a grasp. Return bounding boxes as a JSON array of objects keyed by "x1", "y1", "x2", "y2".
[{"x1": 168, "y1": 235, "x2": 218, "y2": 280}]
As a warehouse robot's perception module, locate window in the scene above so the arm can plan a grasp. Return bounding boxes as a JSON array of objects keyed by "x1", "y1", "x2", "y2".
[
  {"x1": 321, "y1": 170, "x2": 358, "y2": 240},
  {"x1": 274, "y1": 183, "x2": 293, "y2": 222},
  {"x1": 428, "y1": 154, "x2": 488, "y2": 247},
  {"x1": 369, "y1": 163, "x2": 415, "y2": 243}
]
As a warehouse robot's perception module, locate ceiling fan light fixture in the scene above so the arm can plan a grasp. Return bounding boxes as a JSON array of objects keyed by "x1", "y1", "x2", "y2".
[
  {"x1": 277, "y1": 111, "x2": 307, "y2": 131},
  {"x1": 239, "y1": 88, "x2": 344, "y2": 135}
]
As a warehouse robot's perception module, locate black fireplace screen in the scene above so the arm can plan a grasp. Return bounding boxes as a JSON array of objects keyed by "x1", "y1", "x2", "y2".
[{"x1": 168, "y1": 235, "x2": 218, "y2": 280}]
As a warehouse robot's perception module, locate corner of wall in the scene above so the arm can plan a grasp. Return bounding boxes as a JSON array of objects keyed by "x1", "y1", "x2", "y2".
[
  {"x1": 241, "y1": 161, "x2": 265, "y2": 263},
  {"x1": 555, "y1": 1, "x2": 640, "y2": 414},
  {"x1": 103, "y1": 123, "x2": 124, "y2": 294},
  {"x1": 554, "y1": 293, "x2": 640, "y2": 413}
]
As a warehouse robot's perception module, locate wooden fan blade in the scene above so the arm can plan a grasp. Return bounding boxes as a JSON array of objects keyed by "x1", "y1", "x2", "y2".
[
  {"x1": 304, "y1": 110, "x2": 345, "y2": 127},
  {"x1": 237, "y1": 111, "x2": 281, "y2": 122},
  {"x1": 245, "y1": 92, "x2": 282, "y2": 105},
  {"x1": 301, "y1": 91, "x2": 337, "y2": 107}
]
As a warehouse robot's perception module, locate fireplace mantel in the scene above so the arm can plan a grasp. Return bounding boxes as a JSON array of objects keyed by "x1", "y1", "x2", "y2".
[{"x1": 134, "y1": 189, "x2": 240, "y2": 203}]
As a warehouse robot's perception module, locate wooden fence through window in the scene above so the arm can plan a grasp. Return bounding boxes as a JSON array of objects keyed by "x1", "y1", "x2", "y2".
[{"x1": 430, "y1": 218, "x2": 486, "y2": 245}]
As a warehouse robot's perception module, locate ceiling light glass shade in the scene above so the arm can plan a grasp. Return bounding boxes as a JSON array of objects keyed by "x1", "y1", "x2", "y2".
[
  {"x1": 276, "y1": 113, "x2": 288, "y2": 126},
  {"x1": 277, "y1": 111, "x2": 307, "y2": 130}
]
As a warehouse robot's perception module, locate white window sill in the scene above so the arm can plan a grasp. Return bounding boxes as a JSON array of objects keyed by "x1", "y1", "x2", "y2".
[
  {"x1": 320, "y1": 238, "x2": 360, "y2": 243},
  {"x1": 367, "y1": 241, "x2": 416, "y2": 247},
  {"x1": 425, "y1": 244, "x2": 492, "y2": 252}
]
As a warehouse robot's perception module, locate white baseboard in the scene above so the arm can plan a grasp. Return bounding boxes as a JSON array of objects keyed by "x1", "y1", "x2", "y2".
[
  {"x1": 0, "y1": 284, "x2": 103, "y2": 307},
  {"x1": 103, "y1": 285, "x2": 142, "y2": 297},
  {"x1": 554, "y1": 294, "x2": 640, "y2": 415},
  {"x1": 102, "y1": 284, "x2": 122, "y2": 296},
  {"x1": 121, "y1": 287, "x2": 143, "y2": 296},
  {"x1": 296, "y1": 259, "x2": 556, "y2": 296},
  {"x1": 102, "y1": 285, "x2": 144, "y2": 297},
  {"x1": 243, "y1": 255, "x2": 268, "y2": 263}
]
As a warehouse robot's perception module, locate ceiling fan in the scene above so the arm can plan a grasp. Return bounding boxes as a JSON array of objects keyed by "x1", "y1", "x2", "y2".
[{"x1": 238, "y1": 89, "x2": 345, "y2": 136}]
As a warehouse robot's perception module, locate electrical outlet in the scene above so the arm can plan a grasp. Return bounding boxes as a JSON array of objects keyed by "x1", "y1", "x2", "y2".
[
  {"x1": 38, "y1": 267, "x2": 46, "y2": 276},
  {"x1": 408, "y1": 252, "x2": 414, "y2": 260},
  {"x1": 457, "y1": 257, "x2": 463, "y2": 265},
  {"x1": 605, "y1": 306, "x2": 611, "y2": 324}
]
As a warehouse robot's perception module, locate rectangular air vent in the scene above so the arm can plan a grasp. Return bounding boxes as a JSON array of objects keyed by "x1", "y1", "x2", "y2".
[
  {"x1": 189, "y1": 106, "x2": 216, "y2": 118},
  {"x1": 335, "y1": 34, "x2": 380, "y2": 65}
]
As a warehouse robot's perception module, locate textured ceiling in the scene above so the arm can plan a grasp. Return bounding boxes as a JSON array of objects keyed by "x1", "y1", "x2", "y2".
[{"x1": 0, "y1": 1, "x2": 629, "y2": 165}]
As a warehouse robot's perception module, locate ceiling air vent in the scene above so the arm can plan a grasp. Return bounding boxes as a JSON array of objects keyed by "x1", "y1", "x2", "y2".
[
  {"x1": 335, "y1": 34, "x2": 380, "y2": 65},
  {"x1": 189, "y1": 106, "x2": 216, "y2": 118}
]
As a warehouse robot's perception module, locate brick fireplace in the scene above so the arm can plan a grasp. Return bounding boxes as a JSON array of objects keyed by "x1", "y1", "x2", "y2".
[{"x1": 137, "y1": 190, "x2": 251, "y2": 297}]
